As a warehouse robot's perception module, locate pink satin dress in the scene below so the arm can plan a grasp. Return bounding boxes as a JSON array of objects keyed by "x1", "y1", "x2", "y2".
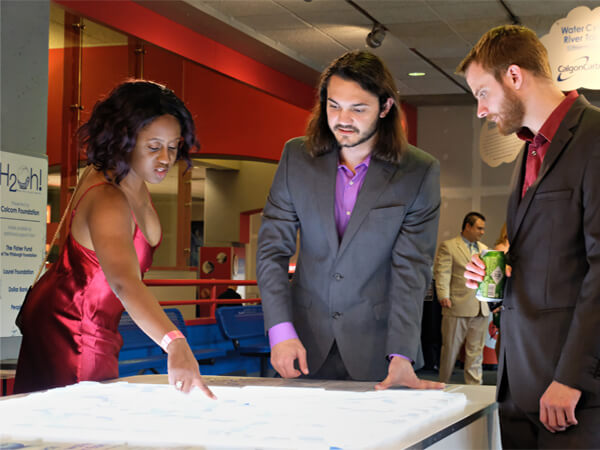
[{"x1": 14, "y1": 182, "x2": 159, "y2": 394}]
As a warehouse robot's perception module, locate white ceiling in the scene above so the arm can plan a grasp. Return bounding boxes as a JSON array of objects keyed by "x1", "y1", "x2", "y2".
[{"x1": 137, "y1": 0, "x2": 600, "y2": 104}]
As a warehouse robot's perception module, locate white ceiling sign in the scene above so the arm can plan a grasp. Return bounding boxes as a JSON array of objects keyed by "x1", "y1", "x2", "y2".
[
  {"x1": 540, "y1": 6, "x2": 600, "y2": 90},
  {"x1": 479, "y1": 121, "x2": 523, "y2": 167}
]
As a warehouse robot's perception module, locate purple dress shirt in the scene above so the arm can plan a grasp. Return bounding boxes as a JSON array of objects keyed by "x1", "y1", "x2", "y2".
[{"x1": 334, "y1": 155, "x2": 370, "y2": 237}]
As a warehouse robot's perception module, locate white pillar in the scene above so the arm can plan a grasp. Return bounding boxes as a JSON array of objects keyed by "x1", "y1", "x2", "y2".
[{"x1": 0, "y1": 0, "x2": 50, "y2": 359}]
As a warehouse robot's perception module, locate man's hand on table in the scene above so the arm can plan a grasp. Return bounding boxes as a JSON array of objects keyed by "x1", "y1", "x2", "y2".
[
  {"x1": 374, "y1": 356, "x2": 445, "y2": 391},
  {"x1": 271, "y1": 338, "x2": 309, "y2": 378}
]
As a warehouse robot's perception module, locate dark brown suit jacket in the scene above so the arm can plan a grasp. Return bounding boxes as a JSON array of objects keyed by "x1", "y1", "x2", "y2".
[{"x1": 499, "y1": 95, "x2": 600, "y2": 412}]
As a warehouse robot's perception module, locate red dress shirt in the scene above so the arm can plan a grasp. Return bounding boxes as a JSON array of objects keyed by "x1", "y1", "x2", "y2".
[{"x1": 517, "y1": 91, "x2": 579, "y2": 198}]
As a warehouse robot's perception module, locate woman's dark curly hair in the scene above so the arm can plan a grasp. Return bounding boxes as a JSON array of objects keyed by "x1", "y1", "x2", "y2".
[{"x1": 78, "y1": 80, "x2": 198, "y2": 184}]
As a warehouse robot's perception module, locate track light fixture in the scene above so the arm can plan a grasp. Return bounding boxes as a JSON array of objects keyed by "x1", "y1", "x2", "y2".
[
  {"x1": 366, "y1": 23, "x2": 386, "y2": 48},
  {"x1": 345, "y1": 1, "x2": 387, "y2": 49}
]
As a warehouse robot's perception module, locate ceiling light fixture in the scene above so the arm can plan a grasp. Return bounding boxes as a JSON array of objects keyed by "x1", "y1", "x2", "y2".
[
  {"x1": 408, "y1": 72, "x2": 426, "y2": 77},
  {"x1": 345, "y1": 1, "x2": 388, "y2": 49},
  {"x1": 366, "y1": 23, "x2": 386, "y2": 48}
]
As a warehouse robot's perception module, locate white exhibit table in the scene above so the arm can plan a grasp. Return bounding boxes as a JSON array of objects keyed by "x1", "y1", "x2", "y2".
[{"x1": 0, "y1": 374, "x2": 500, "y2": 449}]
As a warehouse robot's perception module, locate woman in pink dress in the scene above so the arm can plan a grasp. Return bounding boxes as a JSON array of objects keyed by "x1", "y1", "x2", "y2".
[{"x1": 14, "y1": 81, "x2": 214, "y2": 398}]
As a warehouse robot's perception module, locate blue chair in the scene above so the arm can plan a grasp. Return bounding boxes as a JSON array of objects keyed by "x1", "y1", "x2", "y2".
[
  {"x1": 163, "y1": 308, "x2": 227, "y2": 363},
  {"x1": 215, "y1": 305, "x2": 271, "y2": 376},
  {"x1": 118, "y1": 311, "x2": 167, "y2": 375},
  {"x1": 118, "y1": 309, "x2": 226, "y2": 376}
]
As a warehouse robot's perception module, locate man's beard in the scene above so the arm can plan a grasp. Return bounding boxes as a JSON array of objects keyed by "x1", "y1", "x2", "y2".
[
  {"x1": 494, "y1": 84, "x2": 525, "y2": 136},
  {"x1": 336, "y1": 122, "x2": 378, "y2": 148}
]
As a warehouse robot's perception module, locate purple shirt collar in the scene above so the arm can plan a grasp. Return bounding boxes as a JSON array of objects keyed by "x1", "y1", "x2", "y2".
[
  {"x1": 335, "y1": 153, "x2": 371, "y2": 239},
  {"x1": 337, "y1": 153, "x2": 372, "y2": 170}
]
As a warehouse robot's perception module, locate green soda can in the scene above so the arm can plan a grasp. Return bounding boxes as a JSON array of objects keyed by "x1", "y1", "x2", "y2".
[{"x1": 476, "y1": 250, "x2": 506, "y2": 302}]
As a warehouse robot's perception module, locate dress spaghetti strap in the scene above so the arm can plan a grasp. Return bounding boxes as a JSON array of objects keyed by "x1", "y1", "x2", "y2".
[
  {"x1": 70, "y1": 180, "x2": 161, "y2": 248},
  {"x1": 69, "y1": 182, "x2": 113, "y2": 228}
]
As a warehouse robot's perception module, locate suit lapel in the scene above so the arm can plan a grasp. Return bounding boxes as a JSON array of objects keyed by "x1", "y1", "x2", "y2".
[
  {"x1": 506, "y1": 145, "x2": 526, "y2": 241},
  {"x1": 314, "y1": 150, "x2": 341, "y2": 255},
  {"x1": 337, "y1": 158, "x2": 397, "y2": 258},
  {"x1": 455, "y1": 236, "x2": 471, "y2": 262},
  {"x1": 510, "y1": 97, "x2": 587, "y2": 243}
]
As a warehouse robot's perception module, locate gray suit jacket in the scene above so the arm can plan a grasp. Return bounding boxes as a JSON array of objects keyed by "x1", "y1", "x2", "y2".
[
  {"x1": 257, "y1": 137, "x2": 440, "y2": 380},
  {"x1": 499, "y1": 95, "x2": 600, "y2": 412}
]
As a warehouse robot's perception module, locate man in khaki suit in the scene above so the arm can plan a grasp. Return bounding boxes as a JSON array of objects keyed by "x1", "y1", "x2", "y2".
[{"x1": 434, "y1": 212, "x2": 488, "y2": 384}]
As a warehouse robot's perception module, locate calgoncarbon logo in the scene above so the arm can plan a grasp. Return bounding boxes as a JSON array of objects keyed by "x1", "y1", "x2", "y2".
[{"x1": 557, "y1": 56, "x2": 600, "y2": 81}]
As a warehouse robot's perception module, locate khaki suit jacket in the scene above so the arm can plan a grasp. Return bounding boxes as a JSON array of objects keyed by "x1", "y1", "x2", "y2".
[{"x1": 434, "y1": 236, "x2": 489, "y2": 317}]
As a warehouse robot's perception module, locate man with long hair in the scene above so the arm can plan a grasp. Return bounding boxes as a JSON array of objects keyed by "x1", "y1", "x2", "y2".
[
  {"x1": 461, "y1": 25, "x2": 600, "y2": 447},
  {"x1": 257, "y1": 51, "x2": 443, "y2": 390}
]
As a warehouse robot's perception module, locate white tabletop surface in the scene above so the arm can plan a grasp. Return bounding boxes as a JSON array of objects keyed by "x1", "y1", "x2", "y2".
[{"x1": 0, "y1": 374, "x2": 498, "y2": 449}]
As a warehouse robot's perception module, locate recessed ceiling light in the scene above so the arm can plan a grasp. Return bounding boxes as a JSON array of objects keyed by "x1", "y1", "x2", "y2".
[{"x1": 408, "y1": 72, "x2": 426, "y2": 77}]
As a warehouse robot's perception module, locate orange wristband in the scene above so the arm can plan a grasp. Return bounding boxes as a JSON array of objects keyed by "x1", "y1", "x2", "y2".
[{"x1": 160, "y1": 330, "x2": 185, "y2": 351}]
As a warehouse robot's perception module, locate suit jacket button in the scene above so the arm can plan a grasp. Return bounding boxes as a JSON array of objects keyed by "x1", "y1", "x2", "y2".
[
  {"x1": 332, "y1": 312, "x2": 342, "y2": 319},
  {"x1": 333, "y1": 273, "x2": 343, "y2": 281}
]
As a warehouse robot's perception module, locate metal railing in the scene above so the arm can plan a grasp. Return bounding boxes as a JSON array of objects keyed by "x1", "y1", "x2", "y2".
[{"x1": 144, "y1": 279, "x2": 260, "y2": 325}]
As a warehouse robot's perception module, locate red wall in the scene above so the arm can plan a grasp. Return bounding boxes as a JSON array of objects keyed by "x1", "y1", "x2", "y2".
[
  {"x1": 47, "y1": 48, "x2": 64, "y2": 166},
  {"x1": 184, "y1": 62, "x2": 309, "y2": 160},
  {"x1": 54, "y1": 0, "x2": 315, "y2": 111},
  {"x1": 143, "y1": 43, "x2": 184, "y2": 98},
  {"x1": 80, "y1": 45, "x2": 130, "y2": 125},
  {"x1": 401, "y1": 103, "x2": 418, "y2": 146},
  {"x1": 47, "y1": 43, "x2": 310, "y2": 164},
  {"x1": 48, "y1": 0, "x2": 417, "y2": 165}
]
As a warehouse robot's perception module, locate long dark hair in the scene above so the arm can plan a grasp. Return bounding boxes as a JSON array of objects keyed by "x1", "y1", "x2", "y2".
[
  {"x1": 78, "y1": 80, "x2": 198, "y2": 184},
  {"x1": 305, "y1": 50, "x2": 407, "y2": 163}
]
